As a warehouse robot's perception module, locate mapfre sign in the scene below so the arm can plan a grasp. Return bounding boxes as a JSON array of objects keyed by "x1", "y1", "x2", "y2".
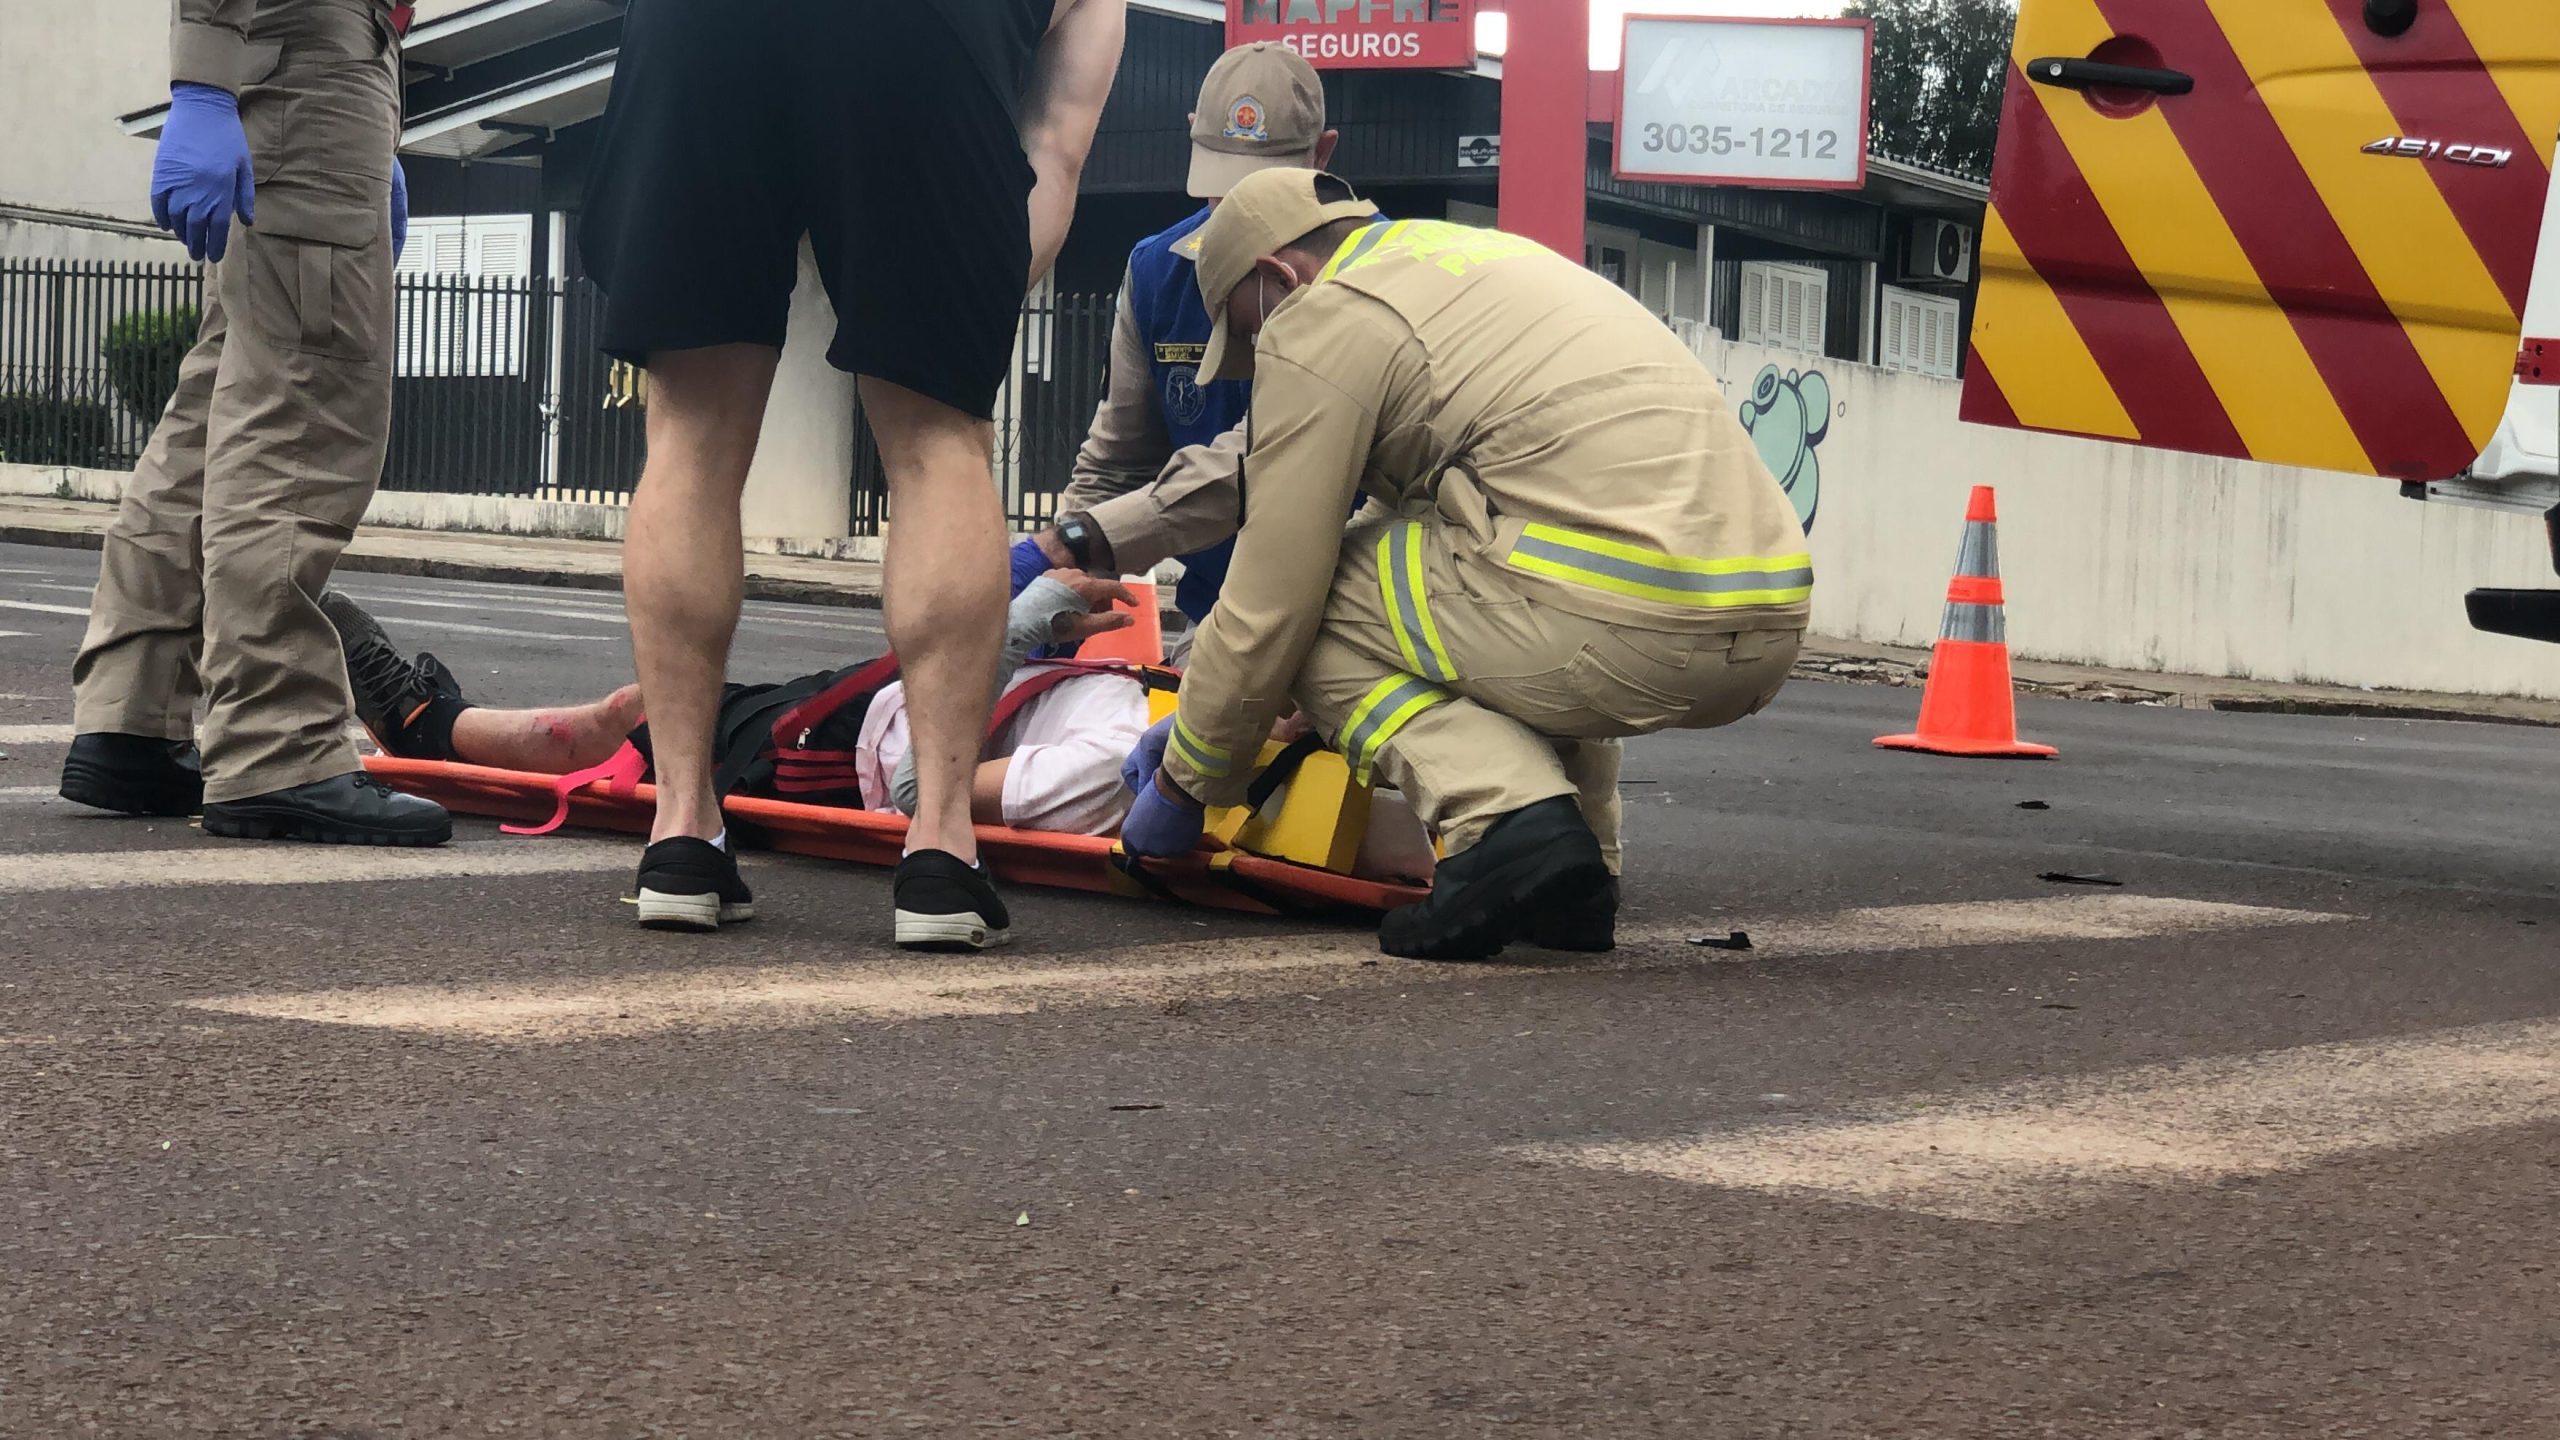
[{"x1": 1226, "y1": 0, "x2": 1477, "y2": 70}]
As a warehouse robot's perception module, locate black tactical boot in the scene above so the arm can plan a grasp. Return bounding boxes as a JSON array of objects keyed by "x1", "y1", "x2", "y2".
[
  {"x1": 59, "y1": 733, "x2": 204, "y2": 817},
  {"x1": 1378, "y1": 797, "x2": 1611, "y2": 961},
  {"x1": 202, "y1": 772, "x2": 452, "y2": 846},
  {"x1": 1524, "y1": 876, "x2": 1619, "y2": 953}
]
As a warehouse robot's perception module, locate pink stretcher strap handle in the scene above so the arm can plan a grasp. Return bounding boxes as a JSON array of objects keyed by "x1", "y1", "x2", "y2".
[{"x1": 502, "y1": 742, "x2": 648, "y2": 836}]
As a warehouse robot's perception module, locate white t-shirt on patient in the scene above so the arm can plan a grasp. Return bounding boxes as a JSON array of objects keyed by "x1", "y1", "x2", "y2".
[
  {"x1": 855, "y1": 666, "x2": 1151, "y2": 836},
  {"x1": 853, "y1": 661, "x2": 1439, "y2": 882}
]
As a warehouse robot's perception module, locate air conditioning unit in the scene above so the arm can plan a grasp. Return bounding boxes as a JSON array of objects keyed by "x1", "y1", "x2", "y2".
[{"x1": 1903, "y1": 219, "x2": 1975, "y2": 284}]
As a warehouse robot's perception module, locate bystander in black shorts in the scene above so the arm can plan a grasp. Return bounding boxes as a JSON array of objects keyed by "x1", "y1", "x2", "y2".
[{"x1": 579, "y1": 0, "x2": 1048, "y2": 420}]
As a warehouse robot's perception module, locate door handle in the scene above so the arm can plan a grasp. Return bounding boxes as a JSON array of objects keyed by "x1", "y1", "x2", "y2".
[{"x1": 2026, "y1": 57, "x2": 2195, "y2": 96}]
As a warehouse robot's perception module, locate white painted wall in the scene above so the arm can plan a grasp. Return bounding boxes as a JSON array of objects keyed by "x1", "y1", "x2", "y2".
[
  {"x1": 1692, "y1": 332, "x2": 2560, "y2": 700},
  {"x1": 740, "y1": 242, "x2": 856, "y2": 543},
  {"x1": 0, "y1": 0, "x2": 165, "y2": 224}
]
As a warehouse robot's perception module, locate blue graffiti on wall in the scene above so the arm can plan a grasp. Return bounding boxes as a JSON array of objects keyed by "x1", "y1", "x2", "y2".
[{"x1": 1739, "y1": 364, "x2": 1830, "y2": 532}]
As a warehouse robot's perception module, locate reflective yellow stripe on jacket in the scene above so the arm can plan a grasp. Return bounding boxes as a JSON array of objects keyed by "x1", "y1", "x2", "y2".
[
  {"x1": 1170, "y1": 714, "x2": 1237, "y2": 781},
  {"x1": 1506, "y1": 523, "x2": 1813, "y2": 609}
]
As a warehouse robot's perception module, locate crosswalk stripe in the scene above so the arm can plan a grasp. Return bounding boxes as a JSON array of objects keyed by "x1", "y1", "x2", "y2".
[
  {"x1": 0, "y1": 599, "x2": 90, "y2": 617},
  {"x1": 0, "y1": 839, "x2": 629, "y2": 895},
  {"x1": 1521, "y1": 1017, "x2": 2560, "y2": 1223},
  {"x1": 0, "y1": 724, "x2": 74, "y2": 744},
  {"x1": 184, "y1": 894, "x2": 2342, "y2": 1042},
  {"x1": 0, "y1": 785, "x2": 60, "y2": 803}
]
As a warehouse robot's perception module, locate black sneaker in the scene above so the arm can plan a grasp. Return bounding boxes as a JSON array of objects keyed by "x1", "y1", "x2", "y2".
[
  {"x1": 59, "y1": 732, "x2": 204, "y2": 817},
  {"x1": 1378, "y1": 796, "x2": 1611, "y2": 962},
  {"x1": 893, "y1": 850, "x2": 1011, "y2": 951},
  {"x1": 202, "y1": 772, "x2": 452, "y2": 846},
  {"x1": 321, "y1": 589, "x2": 468, "y2": 759},
  {"x1": 634, "y1": 836, "x2": 754, "y2": 931},
  {"x1": 1524, "y1": 876, "x2": 1618, "y2": 954}
]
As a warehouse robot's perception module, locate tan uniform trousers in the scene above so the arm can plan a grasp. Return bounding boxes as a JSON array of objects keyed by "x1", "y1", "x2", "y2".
[
  {"x1": 1296, "y1": 517, "x2": 1799, "y2": 868},
  {"x1": 72, "y1": 0, "x2": 400, "y2": 804}
]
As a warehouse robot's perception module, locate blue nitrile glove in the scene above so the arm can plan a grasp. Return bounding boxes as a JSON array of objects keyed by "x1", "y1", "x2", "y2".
[
  {"x1": 1009, "y1": 536, "x2": 1051, "y2": 599},
  {"x1": 152, "y1": 83, "x2": 257, "y2": 263},
  {"x1": 1121, "y1": 774, "x2": 1206, "y2": 858},
  {"x1": 1121, "y1": 715, "x2": 1175, "y2": 797},
  {"x1": 391, "y1": 159, "x2": 409, "y2": 263}
]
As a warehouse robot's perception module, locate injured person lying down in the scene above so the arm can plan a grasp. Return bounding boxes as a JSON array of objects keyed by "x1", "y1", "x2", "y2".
[{"x1": 319, "y1": 580, "x2": 1434, "y2": 879}]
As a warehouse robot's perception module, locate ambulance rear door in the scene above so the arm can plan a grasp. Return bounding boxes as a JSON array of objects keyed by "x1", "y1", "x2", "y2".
[{"x1": 1958, "y1": 0, "x2": 2559, "y2": 483}]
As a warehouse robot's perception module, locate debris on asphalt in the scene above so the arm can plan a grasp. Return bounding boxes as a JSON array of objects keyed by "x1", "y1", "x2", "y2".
[
  {"x1": 2037, "y1": 871, "x2": 2123, "y2": 887},
  {"x1": 2039, "y1": 1003, "x2": 2079, "y2": 1011},
  {"x1": 1015, "y1": 1211, "x2": 1031, "y2": 1227},
  {"x1": 2016, "y1": 800, "x2": 2051, "y2": 810},
  {"x1": 1690, "y1": 931, "x2": 1754, "y2": 951},
  {"x1": 1107, "y1": 1103, "x2": 1164, "y2": 1112}
]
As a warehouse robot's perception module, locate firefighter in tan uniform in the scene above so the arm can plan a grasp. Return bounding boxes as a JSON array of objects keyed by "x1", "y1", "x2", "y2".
[
  {"x1": 59, "y1": 0, "x2": 450, "y2": 845},
  {"x1": 1117, "y1": 171, "x2": 1811, "y2": 961}
]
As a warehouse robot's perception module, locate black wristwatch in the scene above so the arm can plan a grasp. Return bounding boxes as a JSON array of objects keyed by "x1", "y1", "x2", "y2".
[{"x1": 1056, "y1": 513, "x2": 1099, "y2": 572}]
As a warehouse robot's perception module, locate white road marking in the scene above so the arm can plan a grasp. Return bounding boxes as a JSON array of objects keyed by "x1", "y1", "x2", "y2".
[
  {"x1": 339, "y1": 587, "x2": 878, "y2": 634},
  {"x1": 0, "y1": 599, "x2": 89, "y2": 618},
  {"x1": 0, "y1": 838, "x2": 629, "y2": 895},
  {"x1": 0, "y1": 785, "x2": 60, "y2": 803},
  {"x1": 1662, "y1": 894, "x2": 2340, "y2": 960},
  {"x1": 0, "y1": 631, "x2": 32, "y2": 640},
  {"x1": 0, "y1": 724, "x2": 75, "y2": 744},
  {"x1": 186, "y1": 893, "x2": 2342, "y2": 1042},
  {"x1": 1524, "y1": 1018, "x2": 2560, "y2": 1223}
]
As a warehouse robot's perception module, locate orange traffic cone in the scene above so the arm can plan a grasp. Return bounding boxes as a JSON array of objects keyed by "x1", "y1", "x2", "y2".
[
  {"x1": 1077, "y1": 579, "x2": 1166, "y2": 667},
  {"x1": 1874, "y1": 486, "x2": 2056, "y2": 759}
]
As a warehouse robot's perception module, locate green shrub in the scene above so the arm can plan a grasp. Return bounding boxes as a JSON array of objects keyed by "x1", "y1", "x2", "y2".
[
  {"x1": 0, "y1": 393, "x2": 118, "y2": 468},
  {"x1": 100, "y1": 304, "x2": 200, "y2": 426}
]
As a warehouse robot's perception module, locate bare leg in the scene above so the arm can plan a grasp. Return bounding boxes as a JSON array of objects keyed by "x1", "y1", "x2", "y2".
[
  {"x1": 450, "y1": 686, "x2": 644, "y2": 773},
  {"x1": 859, "y1": 377, "x2": 1006, "y2": 864},
  {"x1": 624, "y1": 345, "x2": 778, "y2": 844}
]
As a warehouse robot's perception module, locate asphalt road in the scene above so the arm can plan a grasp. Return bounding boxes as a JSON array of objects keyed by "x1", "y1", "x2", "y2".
[{"x1": 4, "y1": 539, "x2": 2558, "y2": 1439}]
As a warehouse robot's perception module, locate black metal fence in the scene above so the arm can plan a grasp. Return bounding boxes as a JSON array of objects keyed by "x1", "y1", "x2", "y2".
[
  {"x1": 1, "y1": 258, "x2": 1116, "y2": 529},
  {"x1": 0, "y1": 259, "x2": 645, "y2": 501},
  {"x1": 850, "y1": 287, "x2": 1119, "y2": 536}
]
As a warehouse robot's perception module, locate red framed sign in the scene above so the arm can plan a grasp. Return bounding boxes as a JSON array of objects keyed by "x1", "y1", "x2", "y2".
[
  {"x1": 1614, "y1": 15, "x2": 1872, "y2": 190},
  {"x1": 1226, "y1": 0, "x2": 1479, "y2": 71}
]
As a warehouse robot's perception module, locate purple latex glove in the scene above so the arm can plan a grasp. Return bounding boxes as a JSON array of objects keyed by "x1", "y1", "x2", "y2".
[
  {"x1": 152, "y1": 83, "x2": 256, "y2": 263},
  {"x1": 1120, "y1": 715, "x2": 1174, "y2": 797},
  {"x1": 391, "y1": 159, "x2": 409, "y2": 263},
  {"x1": 1120, "y1": 773, "x2": 1205, "y2": 858},
  {"x1": 1009, "y1": 536, "x2": 1052, "y2": 599}
]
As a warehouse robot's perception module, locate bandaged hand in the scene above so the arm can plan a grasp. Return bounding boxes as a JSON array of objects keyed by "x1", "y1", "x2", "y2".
[{"x1": 1042, "y1": 571, "x2": 1135, "y2": 645}]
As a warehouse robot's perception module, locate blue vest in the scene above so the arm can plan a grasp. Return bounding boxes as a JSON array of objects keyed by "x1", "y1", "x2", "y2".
[{"x1": 1124, "y1": 208, "x2": 1252, "y2": 622}]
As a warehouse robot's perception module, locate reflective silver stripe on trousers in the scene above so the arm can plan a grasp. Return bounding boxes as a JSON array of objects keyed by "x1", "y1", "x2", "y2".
[
  {"x1": 1341, "y1": 675, "x2": 1443, "y2": 771},
  {"x1": 1508, "y1": 533, "x2": 1816, "y2": 598},
  {"x1": 1940, "y1": 601, "x2": 2006, "y2": 644},
  {"x1": 1955, "y1": 520, "x2": 2001, "y2": 579}
]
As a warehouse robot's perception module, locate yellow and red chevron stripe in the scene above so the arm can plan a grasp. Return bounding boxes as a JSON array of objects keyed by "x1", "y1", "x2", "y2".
[{"x1": 1962, "y1": 0, "x2": 2559, "y2": 481}]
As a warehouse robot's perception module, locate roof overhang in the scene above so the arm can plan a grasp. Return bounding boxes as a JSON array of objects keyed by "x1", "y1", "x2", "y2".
[{"x1": 401, "y1": 54, "x2": 616, "y2": 161}]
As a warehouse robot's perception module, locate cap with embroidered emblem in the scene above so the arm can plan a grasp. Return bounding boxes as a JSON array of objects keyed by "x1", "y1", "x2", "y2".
[{"x1": 1189, "y1": 43, "x2": 1327, "y2": 199}]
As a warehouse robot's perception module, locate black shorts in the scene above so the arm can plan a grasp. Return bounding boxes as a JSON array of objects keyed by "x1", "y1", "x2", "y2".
[{"x1": 578, "y1": 0, "x2": 1040, "y2": 419}]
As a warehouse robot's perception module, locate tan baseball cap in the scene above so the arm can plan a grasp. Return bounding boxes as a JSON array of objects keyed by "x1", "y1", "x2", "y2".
[
  {"x1": 1188, "y1": 43, "x2": 1327, "y2": 199},
  {"x1": 1194, "y1": 169, "x2": 1377, "y2": 382}
]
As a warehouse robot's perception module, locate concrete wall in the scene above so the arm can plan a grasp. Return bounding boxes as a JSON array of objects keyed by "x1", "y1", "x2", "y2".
[
  {"x1": 0, "y1": 216, "x2": 185, "y2": 264},
  {"x1": 0, "y1": 0, "x2": 165, "y2": 224},
  {"x1": 1694, "y1": 333, "x2": 2560, "y2": 701}
]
